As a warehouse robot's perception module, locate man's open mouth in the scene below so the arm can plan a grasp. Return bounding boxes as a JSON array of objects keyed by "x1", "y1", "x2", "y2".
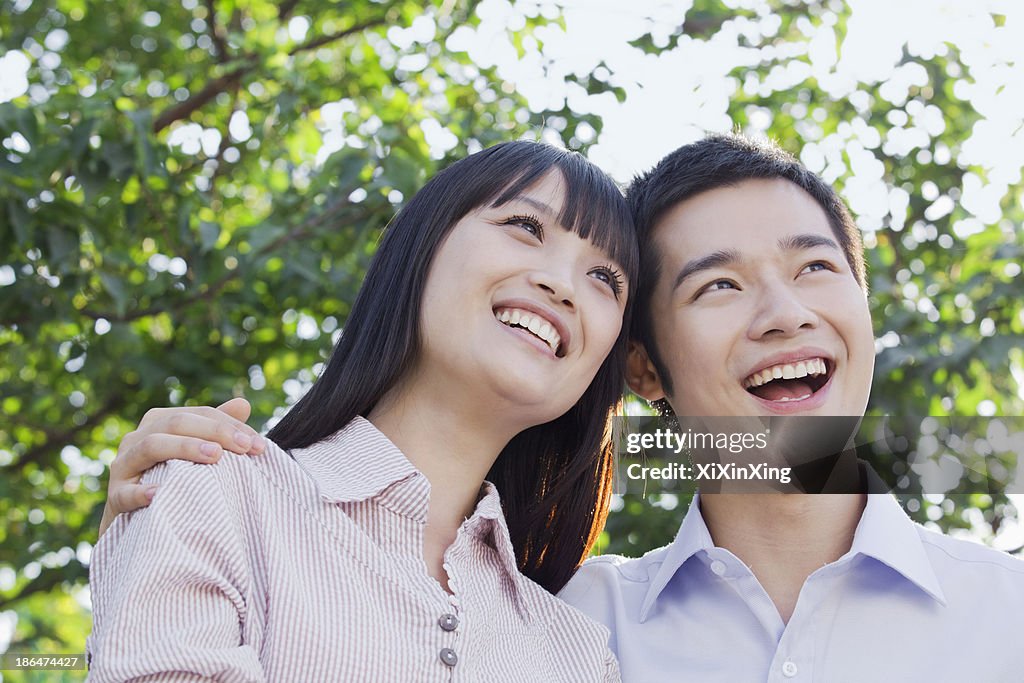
[
  {"x1": 743, "y1": 357, "x2": 832, "y2": 402},
  {"x1": 494, "y1": 307, "x2": 565, "y2": 357}
]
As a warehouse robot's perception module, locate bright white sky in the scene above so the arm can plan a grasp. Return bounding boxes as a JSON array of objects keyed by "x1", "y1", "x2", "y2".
[
  {"x1": 467, "y1": 0, "x2": 1024, "y2": 190},
  {"x1": 3, "y1": 0, "x2": 1021, "y2": 230}
]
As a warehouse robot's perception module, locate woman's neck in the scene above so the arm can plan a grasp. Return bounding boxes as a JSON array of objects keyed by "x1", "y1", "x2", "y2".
[
  {"x1": 365, "y1": 382, "x2": 519, "y2": 535},
  {"x1": 365, "y1": 383, "x2": 522, "y2": 593}
]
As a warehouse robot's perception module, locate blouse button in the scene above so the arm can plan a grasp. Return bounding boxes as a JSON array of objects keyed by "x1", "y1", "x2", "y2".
[
  {"x1": 439, "y1": 648, "x2": 458, "y2": 667},
  {"x1": 438, "y1": 614, "x2": 459, "y2": 631}
]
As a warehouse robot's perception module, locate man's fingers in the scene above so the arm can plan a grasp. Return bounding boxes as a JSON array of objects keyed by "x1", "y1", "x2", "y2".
[
  {"x1": 217, "y1": 396, "x2": 251, "y2": 423},
  {"x1": 215, "y1": 398, "x2": 263, "y2": 453},
  {"x1": 133, "y1": 403, "x2": 263, "y2": 454},
  {"x1": 108, "y1": 483, "x2": 158, "y2": 516},
  {"x1": 149, "y1": 411, "x2": 262, "y2": 454},
  {"x1": 118, "y1": 433, "x2": 227, "y2": 478}
]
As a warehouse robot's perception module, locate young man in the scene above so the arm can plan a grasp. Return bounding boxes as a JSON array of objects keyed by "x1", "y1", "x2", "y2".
[
  {"x1": 557, "y1": 134, "x2": 1024, "y2": 681},
  {"x1": 100, "y1": 135, "x2": 1024, "y2": 680}
]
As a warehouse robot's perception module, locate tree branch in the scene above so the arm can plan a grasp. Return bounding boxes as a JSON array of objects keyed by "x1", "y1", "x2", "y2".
[
  {"x1": 209, "y1": 92, "x2": 241, "y2": 190},
  {"x1": 78, "y1": 200, "x2": 373, "y2": 323},
  {"x1": 152, "y1": 59, "x2": 254, "y2": 133},
  {"x1": 203, "y1": 0, "x2": 231, "y2": 64},
  {"x1": 153, "y1": 12, "x2": 381, "y2": 133},
  {"x1": 0, "y1": 565, "x2": 80, "y2": 612},
  {"x1": 278, "y1": 0, "x2": 301, "y2": 21},
  {"x1": 7, "y1": 393, "x2": 129, "y2": 471},
  {"x1": 289, "y1": 18, "x2": 388, "y2": 55}
]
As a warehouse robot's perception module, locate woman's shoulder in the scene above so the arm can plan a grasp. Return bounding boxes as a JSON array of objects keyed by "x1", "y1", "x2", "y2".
[
  {"x1": 136, "y1": 439, "x2": 319, "y2": 514},
  {"x1": 507, "y1": 570, "x2": 618, "y2": 679}
]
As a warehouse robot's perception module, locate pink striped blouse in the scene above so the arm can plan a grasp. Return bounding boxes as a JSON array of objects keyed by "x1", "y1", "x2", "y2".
[{"x1": 87, "y1": 417, "x2": 619, "y2": 682}]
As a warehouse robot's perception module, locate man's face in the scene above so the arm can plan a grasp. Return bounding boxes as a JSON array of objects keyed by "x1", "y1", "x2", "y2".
[{"x1": 634, "y1": 178, "x2": 874, "y2": 418}]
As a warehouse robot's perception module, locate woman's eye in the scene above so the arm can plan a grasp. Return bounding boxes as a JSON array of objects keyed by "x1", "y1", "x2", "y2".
[
  {"x1": 505, "y1": 214, "x2": 543, "y2": 239},
  {"x1": 590, "y1": 267, "x2": 624, "y2": 296}
]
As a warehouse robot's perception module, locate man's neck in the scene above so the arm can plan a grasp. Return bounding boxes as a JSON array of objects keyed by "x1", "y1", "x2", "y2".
[{"x1": 699, "y1": 492, "x2": 866, "y2": 624}]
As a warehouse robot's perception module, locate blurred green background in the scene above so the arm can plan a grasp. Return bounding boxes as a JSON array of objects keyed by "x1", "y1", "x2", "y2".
[{"x1": 1, "y1": 0, "x2": 1022, "y2": 678}]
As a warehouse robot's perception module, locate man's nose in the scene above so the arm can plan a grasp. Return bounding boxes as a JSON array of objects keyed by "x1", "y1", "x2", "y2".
[{"x1": 747, "y1": 283, "x2": 819, "y2": 339}]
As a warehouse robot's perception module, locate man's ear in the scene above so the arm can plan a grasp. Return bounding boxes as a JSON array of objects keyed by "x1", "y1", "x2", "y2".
[{"x1": 626, "y1": 340, "x2": 666, "y2": 401}]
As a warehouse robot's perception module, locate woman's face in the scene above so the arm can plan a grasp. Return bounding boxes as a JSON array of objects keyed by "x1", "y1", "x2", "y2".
[{"x1": 414, "y1": 170, "x2": 629, "y2": 427}]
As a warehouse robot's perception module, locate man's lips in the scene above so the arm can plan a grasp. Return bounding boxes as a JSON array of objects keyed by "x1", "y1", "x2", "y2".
[
  {"x1": 746, "y1": 370, "x2": 835, "y2": 414},
  {"x1": 743, "y1": 357, "x2": 830, "y2": 390},
  {"x1": 741, "y1": 349, "x2": 835, "y2": 406},
  {"x1": 742, "y1": 348, "x2": 835, "y2": 384}
]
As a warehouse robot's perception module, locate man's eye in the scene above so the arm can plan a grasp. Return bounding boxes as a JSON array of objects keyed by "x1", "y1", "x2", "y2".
[
  {"x1": 697, "y1": 279, "x2": 737, "y2": 297},
  {"x1": 800, "y1": 261, "x2": 831, "y2": 275}
]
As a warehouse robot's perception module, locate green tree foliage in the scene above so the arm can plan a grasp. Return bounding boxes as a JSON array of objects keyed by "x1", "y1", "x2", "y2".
[
  {"x1": 0, "y1": 0, "x2": 1021, "y2": 670},
  {"x1": 0, "y1": 0, "x2": 610, "y2": 669}
]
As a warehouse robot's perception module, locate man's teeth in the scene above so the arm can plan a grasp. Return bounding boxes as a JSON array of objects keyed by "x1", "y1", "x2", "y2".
[
  {"x1": 495, "y1": 309, "x2": 561, "y2": 354},
  {"x1": 743, "y1": 358, "x2": 827, "y2": 389}
]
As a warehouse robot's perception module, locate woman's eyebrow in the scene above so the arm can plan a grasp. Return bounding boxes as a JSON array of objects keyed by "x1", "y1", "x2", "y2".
[{"x1": 503, "y1": 195, "x2": 558, "y2": 218}]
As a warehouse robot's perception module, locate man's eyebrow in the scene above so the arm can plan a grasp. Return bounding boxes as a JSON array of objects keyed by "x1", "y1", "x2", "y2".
[
  {"x1": 671, "y1": 234, "x2": 841, "y2": 293},
  {"x1": 672, "y1": 249, "x2": 739, "y2": 292},
  {"x1": 779, "y1": 233, "x2": 840, "y2": 252}
]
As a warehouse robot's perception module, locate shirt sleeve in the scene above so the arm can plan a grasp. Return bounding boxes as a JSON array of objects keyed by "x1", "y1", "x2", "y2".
[{"x1": 87, "y1": 458, "x2": 264, "y2": 683}]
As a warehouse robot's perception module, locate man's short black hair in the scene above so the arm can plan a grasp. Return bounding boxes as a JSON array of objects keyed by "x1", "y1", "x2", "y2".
[{"x1": 625, "y1": 133, "x2": 866, "y2": 413}]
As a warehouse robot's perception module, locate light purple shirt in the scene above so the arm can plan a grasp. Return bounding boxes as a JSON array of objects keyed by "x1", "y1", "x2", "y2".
[
  {"x1": 88, "y1": 417, "x2": 619, "y2": 682},
  {"x1": 560, "y1": 492, "x2": 1024, "y2": 682}
]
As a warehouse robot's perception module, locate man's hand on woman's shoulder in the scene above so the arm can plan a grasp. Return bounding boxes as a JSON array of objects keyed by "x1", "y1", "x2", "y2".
[{"x1": 99, "y1": 396, "x2": 266, "y2": 536}]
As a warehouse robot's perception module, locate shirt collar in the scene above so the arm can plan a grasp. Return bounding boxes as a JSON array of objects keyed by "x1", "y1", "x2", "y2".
[
  {"x1": 639, "y1": 488, "x2": 948, "y2": 621},
  {"x1": 288, "y1": 416, "x2": 429, "y2": 519},
  {"x1": 639, "y1": 493, "x2": 714, "y2": 622},
  {"x1": 464, "y1": 482, "x2": 527, "y2": 603},
  {"x1": 288, "y1": 418, "x2": 527, "y2": 606},
  {"x1": 847, "y1": 491, "x2": 947, "y2": 605}
]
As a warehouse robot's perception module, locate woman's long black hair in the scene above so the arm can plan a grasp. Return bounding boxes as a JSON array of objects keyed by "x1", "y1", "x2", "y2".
[{"x1": 268, "y1": 141, "x2": 638, "y2": 593}]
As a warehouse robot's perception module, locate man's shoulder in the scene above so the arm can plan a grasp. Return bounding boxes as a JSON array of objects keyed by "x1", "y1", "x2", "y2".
[
  {"x1": 561, "y1": 543, "x2": 676, "y2": 603},
  {"x1": 584, "y1": 544, "x2": 677, "y2": 581},
  {"x1": 916, "y1": 523, "x2": 1024, "y2": 580}
]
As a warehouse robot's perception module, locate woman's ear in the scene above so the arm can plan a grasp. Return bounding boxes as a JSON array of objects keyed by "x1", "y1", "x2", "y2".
[{"x1": 626, "y1": 341, "x2": 667, "y2": 401}]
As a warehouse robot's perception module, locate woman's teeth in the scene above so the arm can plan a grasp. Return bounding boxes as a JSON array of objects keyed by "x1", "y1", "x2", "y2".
[{"x1": 495, "y1": 308, "x2": 561, "y2": 354}]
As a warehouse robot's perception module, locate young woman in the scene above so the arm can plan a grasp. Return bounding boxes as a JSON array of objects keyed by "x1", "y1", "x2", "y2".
[{"x1": 87, "y1": 141, "x2": 637, "y2": 681}]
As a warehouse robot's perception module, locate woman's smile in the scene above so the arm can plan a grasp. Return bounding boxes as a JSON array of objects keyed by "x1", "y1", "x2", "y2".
[{"x1": 493, "y1": 300, "x2": 571, "y2": 358}]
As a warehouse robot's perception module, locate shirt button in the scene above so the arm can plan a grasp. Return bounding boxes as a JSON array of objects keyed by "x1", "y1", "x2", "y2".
[
  {"x1": 439, "y1": 648, "x2": 458, "y2": 667},
  {"x1": 782, "y1": 660, "x2": 798, "y2": 677},
  {"x1": 709, "y1": 559, "x2": 727, "y2": 576},
  {"x1": 438, "y1": 614, "x2": 459, "y2": 631}
]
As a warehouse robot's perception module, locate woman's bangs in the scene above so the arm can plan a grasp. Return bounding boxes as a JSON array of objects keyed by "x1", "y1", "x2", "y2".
[
  {"x1": 487, "y1": 156, "x2": 638, "y2": 286},
  {"x1": 555, "y1": 161, "x2": 638, "y2": 284}
]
